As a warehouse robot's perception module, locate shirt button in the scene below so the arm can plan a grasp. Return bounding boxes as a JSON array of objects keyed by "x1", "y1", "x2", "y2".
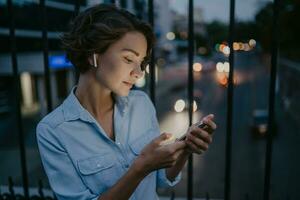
[
  {"x1": 97, "y1": 164, "x2": 101, "y2": 168},
  {"x1": 116, "y1": 142, "x2": 121, "y2": 145}
]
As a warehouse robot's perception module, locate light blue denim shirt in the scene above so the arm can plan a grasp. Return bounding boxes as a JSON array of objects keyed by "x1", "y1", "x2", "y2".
[{"x1": 36, "y1": 87, "x2": 181, "y2": 200}]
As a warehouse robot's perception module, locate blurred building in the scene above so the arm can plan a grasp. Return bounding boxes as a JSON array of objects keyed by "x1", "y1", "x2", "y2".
[{"x1": 0, "y1": 0, "x2": 86, "y2": 117}]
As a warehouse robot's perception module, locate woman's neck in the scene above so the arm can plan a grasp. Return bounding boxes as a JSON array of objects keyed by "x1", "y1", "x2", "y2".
[{"x1": 75, "y1": 72, "x2": 114, "y2": 118}]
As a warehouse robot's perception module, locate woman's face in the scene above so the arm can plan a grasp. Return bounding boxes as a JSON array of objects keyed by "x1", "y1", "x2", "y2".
[{"x1": 94, "y1": 31, "x2": 147, "y2": 96}]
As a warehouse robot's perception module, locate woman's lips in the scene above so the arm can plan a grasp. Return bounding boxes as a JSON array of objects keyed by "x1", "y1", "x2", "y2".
[{"x1": 123, "y1": 81, "x2": 133, "y2": 88}]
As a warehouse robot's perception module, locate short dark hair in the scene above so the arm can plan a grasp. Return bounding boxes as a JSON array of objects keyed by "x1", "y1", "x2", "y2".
[{"x1": 61, "y1": 4, "x2": 155, "y2": 74}]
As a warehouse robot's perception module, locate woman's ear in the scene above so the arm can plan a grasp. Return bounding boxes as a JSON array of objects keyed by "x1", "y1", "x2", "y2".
[{"x1": 88, "y1": 53, "x2": 98, "y2": 68}]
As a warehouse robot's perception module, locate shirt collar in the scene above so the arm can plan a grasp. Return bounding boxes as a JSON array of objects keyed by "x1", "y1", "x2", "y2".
[
  {"x1": 112, "y1": 93, "x2": 129, "y2": 115},
  {"x1": 62, "y1": 86, "x2": 129, "y2": 122}
]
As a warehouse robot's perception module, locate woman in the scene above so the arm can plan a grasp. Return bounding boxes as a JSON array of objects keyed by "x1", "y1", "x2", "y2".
[{"x1": 36, "y1": 4, "x2": 217, "y2": 200}]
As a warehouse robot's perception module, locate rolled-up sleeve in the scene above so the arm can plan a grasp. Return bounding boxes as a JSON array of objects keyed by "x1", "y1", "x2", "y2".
[
  {"x1": 36, "y1": 122, "x2": 99, "y2": 200},
  {"x1": 157, "y1": 168, "x2": 182, "y2": 187}
]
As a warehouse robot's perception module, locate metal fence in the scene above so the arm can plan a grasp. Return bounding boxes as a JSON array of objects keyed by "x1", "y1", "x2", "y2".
[{"x1": 2, "y1": 0, "x2": 283, "y2": 199}]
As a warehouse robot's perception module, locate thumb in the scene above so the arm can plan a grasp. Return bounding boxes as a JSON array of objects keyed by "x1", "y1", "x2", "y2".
[
  {"x1": 155, "y1": 132, "x2": 173, "y2": 142},
  {"x1": 204, "y1": 114, "x2": 214, "y2": 121}
]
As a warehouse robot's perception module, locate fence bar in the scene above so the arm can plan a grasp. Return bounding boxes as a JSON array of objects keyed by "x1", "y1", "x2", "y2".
[
  {"x1": 7, "y1": 0, "x2": 29, "y2": 199},
  {"x1": 120, "y1": 0, "x2": 127, "y2": 8},
  {"x1": 8, "y1": 177, "x2": 15, "y2": 198},
  {"x1": 148, "y1": 0, "x2": 156, "y2": 106},
  {"x1": 187, "y1": 0, "x2": 194, "y2": 199},
  {"x1": 263, "y1": 0, "x2": 280, "y2": 199},
  {"x1": 224, "y1": 0, "x2": 235, "y2": 199},
  {"x1": 40, "y1": 0, "x2": 53, "y2": 113},
  {"x1": 38, "y1": 179, "x2": 45, "y2": 199},
  {"x1": 245, "y1": 193, "x2": 250, "y2": 200},
  {"x1": 205, "y1": 192, "x2": 210, "y2": 200},
  {"x1": 74, "y1": 0, "x2": 80, "y2": 18},
  {"x1": 73, "y1": 0, "x2": 81, "y2": 83}
]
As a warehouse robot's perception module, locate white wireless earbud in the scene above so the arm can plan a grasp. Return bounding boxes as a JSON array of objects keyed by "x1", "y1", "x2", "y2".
[{"x1": 93, "y1": 53, "x2": 98, "y2": 68}]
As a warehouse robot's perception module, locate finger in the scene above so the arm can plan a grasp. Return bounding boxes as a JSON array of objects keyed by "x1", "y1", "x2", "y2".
[
  {"x1": 201, "y1": 114, "x2": 216, "y2": 131},
  {"x1": 187, "y1": 133, "x2": 209, "y2": 151},
  {"x1": 191, "y1": 129, "x2": 212, "y2": 144},
  {"x1": 193, "y1": 114, "x2": 214, "y2": 128},
  {"x1": 203, "y1": 114, "x2": 214, "y2": 121},
  {"x1": 196, "y1": 122, "x2": 214, "y2": 134},
  {"x1": 186, "y1": 140, "x2": 202, "y2": 154},
  {"x1": 203, "y1": 118, "x2": 217, "y2": 131},
  {"x1": 155, "y1": 132, "x2": 173, "y2": 143}
]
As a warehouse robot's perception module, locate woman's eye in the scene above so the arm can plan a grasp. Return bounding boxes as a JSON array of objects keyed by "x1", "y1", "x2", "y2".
[{"x1": 124, "y1": 57, "x2": 133, "y2": 63}]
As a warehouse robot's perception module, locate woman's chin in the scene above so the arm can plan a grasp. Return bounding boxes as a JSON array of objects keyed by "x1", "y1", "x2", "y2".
[{"x1": 114, "y1": 89, "x2": 130, "y2": 97}]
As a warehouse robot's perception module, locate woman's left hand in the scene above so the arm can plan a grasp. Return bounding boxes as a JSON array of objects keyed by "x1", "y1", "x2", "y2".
[{"x1": 184, "y1": 114, "x2": 217, "y2": 155}]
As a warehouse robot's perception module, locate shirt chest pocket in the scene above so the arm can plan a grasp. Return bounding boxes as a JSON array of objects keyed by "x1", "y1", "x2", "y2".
[
  {"x1": 77, "y1": 154, "x2": 118, "y2": 194},
  {"x1": 129, "y1": 130, "x2": 156, "y2": 156}
]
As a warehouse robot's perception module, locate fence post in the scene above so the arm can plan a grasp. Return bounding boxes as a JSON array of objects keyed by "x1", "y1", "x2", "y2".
[
  {"x1": 263, "y1": 0, "x2": 280, "y2": 199},
  {"x1": 7, "y1": 1, "x2": 30, "y2": 199},
  {"x1": 148, "y1": 0, "x2": 156, "y2": 106},
  {"x1": 224, "y1": 0, "x2": 235, "y2": 199},
  {"x1": 187, "y1": 0, "x2": 194, "y2": 199},
  {"x1": 206, "y1": 192, "x2": 210, "y2": 200},
  {"x1": 40, "y1": 0, "x2": 53, "y2": 113}
]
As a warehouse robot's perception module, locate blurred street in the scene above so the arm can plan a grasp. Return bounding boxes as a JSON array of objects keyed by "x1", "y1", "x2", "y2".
[{"x1": 155, "y1": 51, "x2": 300, "y2": 199}]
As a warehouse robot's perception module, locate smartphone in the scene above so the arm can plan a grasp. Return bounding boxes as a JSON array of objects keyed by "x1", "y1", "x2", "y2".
[{"x1": 178, "y1": 122, "x2": 210, "y2": 141}]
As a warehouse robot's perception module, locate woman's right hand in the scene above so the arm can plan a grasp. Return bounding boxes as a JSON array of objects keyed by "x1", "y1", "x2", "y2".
[{"x1": 132, "y1": 133, "x2": 186, "y2": 176}]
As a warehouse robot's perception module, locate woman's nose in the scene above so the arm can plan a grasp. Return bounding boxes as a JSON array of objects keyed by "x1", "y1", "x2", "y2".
[{"x1": 131, "y1": 65, "x2": 144, "y2": 79}]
